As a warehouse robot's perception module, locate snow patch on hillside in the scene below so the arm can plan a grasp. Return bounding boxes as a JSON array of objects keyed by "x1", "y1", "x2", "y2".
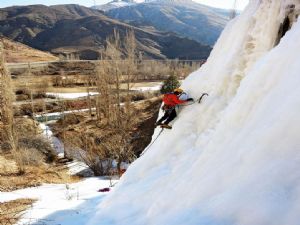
[{"x1": 93, "y1": 0, "x2": 137, "y2": 11}]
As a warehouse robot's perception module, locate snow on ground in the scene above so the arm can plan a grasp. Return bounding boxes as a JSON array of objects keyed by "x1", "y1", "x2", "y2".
[
  {"x1": 45, "y1": 84, "x2": 160, "y2": 100},
  {"x1": 39, "y1": 122, "x2": 64, "y2": 154},
  {"x1": 46, "y1": 92, "x2": 99, "y2": 99},
  {"x1": 86, "y1": 1, "x2": 300, "y2": 225},
  {"x1": 130, "y1": 85, "x2": 161, "y2": 92},
  {"x1": 0, "y1": 118, "x2": 111, "y2": 225},
  {"x1": 66, "y1": 161, "x2": 94, "y2": 176},
  {"x1": 34, "y1": 108, "x2": 94, "y2": 121},
  {"x1": 0, "y1": 178, "x2": 117, "y2": 225}
]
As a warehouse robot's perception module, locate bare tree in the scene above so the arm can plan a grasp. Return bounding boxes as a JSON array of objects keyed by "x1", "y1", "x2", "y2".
[
  {"x1": 74, "y1": 30, "x2": 139, "y2": 176},
  {"x1": 94, "y1": 59, "x2": 112, "y2": 123},
  {"x1": 106, "y1": 29, "x2": 122, "y2": 127},
  {"x1": 26, "y1": 63, "x2": 35, "y2": 115},
  {"x1": 0, "y1": 41, "x2": 24, "y2": 173},
  {"x1": 109, "y1": 30, "x2": 138, "y2": 174},
  {"x1": 124, "y1": 29, "x2": 138, "y2": 118}
]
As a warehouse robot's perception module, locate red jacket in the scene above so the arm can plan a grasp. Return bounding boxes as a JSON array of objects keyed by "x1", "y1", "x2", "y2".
[{"x1": 163, "y1": 93, "x2": 187, "y2": 107}]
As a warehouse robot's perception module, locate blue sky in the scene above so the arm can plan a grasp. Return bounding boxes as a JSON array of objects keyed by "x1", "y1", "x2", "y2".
[{"x1": 0, "y1": 0, "x2": 249, "y2": 10}]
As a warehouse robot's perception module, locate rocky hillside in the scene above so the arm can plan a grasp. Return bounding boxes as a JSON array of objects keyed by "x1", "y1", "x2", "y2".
[
  {"x1": 0, "y1": 4, "x2": 212, "y2": 60},
  {"x1": 105, "y1": 0, "x2": 230, "y2": 45},
  {"x1": 0, "y1": 4, "x2": 103, "y2": 41}
]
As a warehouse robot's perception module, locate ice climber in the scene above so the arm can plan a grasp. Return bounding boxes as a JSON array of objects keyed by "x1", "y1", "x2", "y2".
[{"x1": 155, "y1": 88, "x2": 194, "y2": 129}]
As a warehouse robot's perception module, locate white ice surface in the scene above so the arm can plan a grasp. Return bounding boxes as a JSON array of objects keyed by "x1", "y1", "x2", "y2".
[{"x1": 87, "y1": 1, "x2": 300, "y2": 225}]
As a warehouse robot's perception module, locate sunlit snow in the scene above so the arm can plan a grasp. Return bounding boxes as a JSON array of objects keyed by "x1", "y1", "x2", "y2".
[
  {"x1": 0, "y1": 178, "x2": 117, "y2": 225},
  {"x1": 88, "y1": 1, "x2": 300, "y2": 225}
]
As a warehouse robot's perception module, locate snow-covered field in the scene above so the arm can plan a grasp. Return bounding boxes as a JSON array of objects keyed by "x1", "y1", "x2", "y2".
[
  {"x1": 46, "y1": 92, "x2": 99, "y2": 99},
  {"x1": 0, "y1": 123, "x2": 115, "y2": 224},
  {"x1": 130, "y1": 85, "x2": 161, "y2": 92},
  {"x1": 0, "y1": 178, "x2": 117, "y2": 225}
]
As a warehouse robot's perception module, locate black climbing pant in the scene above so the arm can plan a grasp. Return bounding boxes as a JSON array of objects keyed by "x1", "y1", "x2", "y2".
[{"x1": 157, "y1": 108, "x2": 177, "y2": 125}]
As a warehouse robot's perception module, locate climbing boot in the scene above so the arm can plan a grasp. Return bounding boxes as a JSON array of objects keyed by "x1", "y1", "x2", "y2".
[
  {"x1": 155, "y1": 122, "x2": 162, "y2": 127},
  {"x1": 160, "y1": 124, "x2": 172, "y2": 129}
]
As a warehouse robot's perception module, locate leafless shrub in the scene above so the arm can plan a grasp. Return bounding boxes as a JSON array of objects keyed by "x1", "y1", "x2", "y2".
[
  {"x1": 130, "y1": 92, "x2": 147, "y2": 101},
  {"x1": 136, "y1": 60, "x2": 203, "y2": 81},
  {"x1": 130, "y1": 91, "x2": 160, "y2": 102},
  {"x1": 17, "y1": 148, "x2": 45, "y2": 166},
  {"x1": 18, "y1": 136, "x2": 56, "y2": 163},
  {"x1": 0, "y1": 198, "x2": 35, "y2": 225},
  {"x1": 62, "y1": 130, "x2": 113, "y2": 176}
]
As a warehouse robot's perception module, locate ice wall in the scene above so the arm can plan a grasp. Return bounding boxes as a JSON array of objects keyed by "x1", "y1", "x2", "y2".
[{"x1": 89, "y1": 0, "x2": 300, "y2": 224}]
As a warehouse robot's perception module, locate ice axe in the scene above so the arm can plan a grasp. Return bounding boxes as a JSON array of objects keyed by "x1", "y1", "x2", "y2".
[{"x1": 198, "y1": 93, "x2": 209, "y2": 104}]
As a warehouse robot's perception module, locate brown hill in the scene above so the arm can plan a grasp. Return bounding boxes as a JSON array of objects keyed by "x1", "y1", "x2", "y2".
[
  {"x1": 0, "y1": 4, "x2": 212, "y2": 60},
  {"x1": 1, "y1": 36, "x2": 58, "y2": 63},
  {"x1": 33, "y1": 15, "x2": 211, "y2": 60},
  {"x1": 105, "y1": 0, "x2": 230, "y2": 45}
]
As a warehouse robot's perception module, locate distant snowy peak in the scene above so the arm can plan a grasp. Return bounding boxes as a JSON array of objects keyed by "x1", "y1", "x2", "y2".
[
  {"x1": 93, "y1": 0, "x2": 139, "y2": 11},
  {"x1": 93, "y1": 0, "x2": 193, "y2": 11},
  {"x1": 146, "y1": 0, "x2": 193, "y2": 3},
  {"x1": 110, "y1": 1, "x2": 134, "y2": 7},
  {"x1": 134, "y1": 0, "x2": 193, "y2": 3}
]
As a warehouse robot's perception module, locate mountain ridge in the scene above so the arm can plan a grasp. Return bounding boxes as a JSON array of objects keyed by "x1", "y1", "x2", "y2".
[
  {"x1": 0, "y1": 4, "x2": 212, "y2": 60},
  {"x1": 103, "y1": 0, "x2": 230, "y2": 45}
]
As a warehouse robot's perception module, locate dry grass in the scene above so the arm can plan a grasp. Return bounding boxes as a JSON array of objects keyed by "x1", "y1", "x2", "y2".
[
  {"x1": 0, "y1": 156, "x2": 18, "y2": 174},
  {"x1": 2, "y1": 37, "x2": 58, "y2": 63},
  {"x1": 0, "y1": 155, "x2": 80, "y2": 192},
  {"x1": 0, "y1": 198, "x2": 36, "y2": 225}
]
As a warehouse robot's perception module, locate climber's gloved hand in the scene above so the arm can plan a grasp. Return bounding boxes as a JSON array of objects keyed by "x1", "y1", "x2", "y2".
[{"x1": 187, "y1": 98, "x2": 194, "y2": 102}]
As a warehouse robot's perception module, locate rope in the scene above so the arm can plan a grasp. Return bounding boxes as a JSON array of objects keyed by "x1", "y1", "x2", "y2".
[
  {"x1": 140, "y1": 128, "x2": 164, "y2": 156},
  {"x1": 140, "y1": 93, "x2": 209, "y2": 157}
]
